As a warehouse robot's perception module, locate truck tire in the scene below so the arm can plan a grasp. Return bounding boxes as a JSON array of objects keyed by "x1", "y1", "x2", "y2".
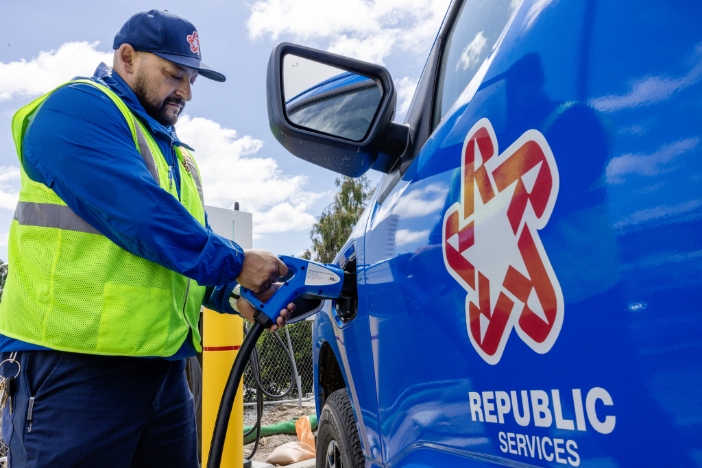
[{"x1": 316, "y1": 388, "x2": 364, "y2": 468}]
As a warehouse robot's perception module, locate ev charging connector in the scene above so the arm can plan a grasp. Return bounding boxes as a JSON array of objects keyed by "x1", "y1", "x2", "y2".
[{"x1": 242, "y1": 255, "x2": 345, "y2": 329}]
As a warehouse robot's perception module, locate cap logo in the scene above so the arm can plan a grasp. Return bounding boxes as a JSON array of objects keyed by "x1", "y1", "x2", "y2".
[{"x1": 187, "y1": 31, "x2": 200, "y2": 55}]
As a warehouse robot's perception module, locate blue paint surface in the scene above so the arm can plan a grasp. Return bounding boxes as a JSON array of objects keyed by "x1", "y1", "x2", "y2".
[{"x1": 312, "y1": 0, "x2": 702, "y2": 466}]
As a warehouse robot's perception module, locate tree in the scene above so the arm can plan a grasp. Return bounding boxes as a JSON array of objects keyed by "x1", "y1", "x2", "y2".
[
  {"x1": 0, "y1": 260, "x2": 7, "y2": 302},
  {"x1": 308, "y1": 176, "x2": 374, "y2": 263}
]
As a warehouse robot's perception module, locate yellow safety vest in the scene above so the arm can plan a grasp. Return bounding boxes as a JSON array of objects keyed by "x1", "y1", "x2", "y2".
[{"x1": 0, "y1": 79, "x2": 207, "y2": 357}]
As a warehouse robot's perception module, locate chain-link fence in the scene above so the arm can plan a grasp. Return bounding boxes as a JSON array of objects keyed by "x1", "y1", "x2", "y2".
[
  {"x1": 243, "y1": 319, "x2": 314, "y2": 405},
  {"x1": 1, "y1": 438, "x2": 6, "y2": 468},
  {"x1": 0, "y1": 420, "x2": 5, "y2": 467}
]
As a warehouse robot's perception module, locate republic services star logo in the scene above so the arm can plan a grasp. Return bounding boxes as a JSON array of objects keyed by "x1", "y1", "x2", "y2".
[{"x1": 442, "y1": 118, "x2": 564, "y2": 365}]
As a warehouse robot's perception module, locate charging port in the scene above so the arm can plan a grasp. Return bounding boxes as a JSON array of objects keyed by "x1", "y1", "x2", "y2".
[{"x1": 335, "y1": 255, "x2": 357, "y2": 322}]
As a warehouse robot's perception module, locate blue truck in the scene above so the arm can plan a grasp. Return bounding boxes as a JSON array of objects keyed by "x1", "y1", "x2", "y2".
[{"x1": 266, "y1": 0, "x2": 702, "y2": 466}]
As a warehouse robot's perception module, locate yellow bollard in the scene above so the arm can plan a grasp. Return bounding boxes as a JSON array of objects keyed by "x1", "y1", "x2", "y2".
[{"x1": 202, "y1": 307, "x2": 244, "y2": 467}]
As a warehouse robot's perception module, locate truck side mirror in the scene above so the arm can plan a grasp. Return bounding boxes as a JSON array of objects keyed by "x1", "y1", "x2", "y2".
[{"x1": 266, "y1": 43, "x2": 409, "y2": 177}]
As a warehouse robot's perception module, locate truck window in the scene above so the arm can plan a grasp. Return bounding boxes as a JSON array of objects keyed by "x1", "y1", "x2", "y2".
[{"x1": 433, "y1": 0, "x2": 518, "y2": 126}]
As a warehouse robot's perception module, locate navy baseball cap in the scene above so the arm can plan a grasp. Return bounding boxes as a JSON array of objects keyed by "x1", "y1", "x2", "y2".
[{"x1": 113, "y1": 10, "x2": 226, "y2": 82}]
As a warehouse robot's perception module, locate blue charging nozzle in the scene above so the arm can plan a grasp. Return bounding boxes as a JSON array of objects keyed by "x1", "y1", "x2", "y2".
[{"x1": 240, "y1": 255, "x2": 345, "y2": 328}]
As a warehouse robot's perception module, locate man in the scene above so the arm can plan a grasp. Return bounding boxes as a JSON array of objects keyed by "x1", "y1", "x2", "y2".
[{"x1": 0, "y1": 10, "x2": 293, "y2": 467}]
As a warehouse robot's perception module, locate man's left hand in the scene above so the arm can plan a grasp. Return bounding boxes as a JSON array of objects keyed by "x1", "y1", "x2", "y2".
[{"x1": 237, "y1": 283, "x2": 294, "y2": 332}]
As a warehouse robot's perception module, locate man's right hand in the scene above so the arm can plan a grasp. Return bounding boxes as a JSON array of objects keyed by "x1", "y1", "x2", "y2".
[{"x1": 236, "y1": 249, "x2": 288, "y2": 294}]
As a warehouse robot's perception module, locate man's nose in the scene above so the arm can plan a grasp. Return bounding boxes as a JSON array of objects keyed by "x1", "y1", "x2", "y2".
[{"x1": 175, "y1": 77, "x2": 192, "y2": 102}]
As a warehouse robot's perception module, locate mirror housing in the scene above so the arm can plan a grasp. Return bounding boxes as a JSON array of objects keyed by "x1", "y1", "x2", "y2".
[{"x1": 267, "y1": 43, "x2": 401, "y2": 177}]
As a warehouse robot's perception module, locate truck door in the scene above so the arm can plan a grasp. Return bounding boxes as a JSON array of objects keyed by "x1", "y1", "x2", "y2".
[
  {"x1": 363, "y1": 0, "x2": 702, "y2": 466},
  {"x1": 363, "y1": 1, "x2": 524, "y2": 465}
]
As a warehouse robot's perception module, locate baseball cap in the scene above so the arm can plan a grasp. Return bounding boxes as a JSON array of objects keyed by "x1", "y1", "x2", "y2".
[{"x1": 113, "y1": 10, "x2": 226, "y2": 82}]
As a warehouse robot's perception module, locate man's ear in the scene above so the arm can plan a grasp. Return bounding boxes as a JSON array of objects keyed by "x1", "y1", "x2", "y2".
[{"x1": 115, "y1": 44, "x2": 138, "y2": 75}]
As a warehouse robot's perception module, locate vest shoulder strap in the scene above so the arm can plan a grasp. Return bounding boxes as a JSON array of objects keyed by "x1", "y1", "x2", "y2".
[
  {"x1": 12, "y1": 79, "x2": 140, "y2": 161},
  {"x1": 64, "y1": 79, "x2": 140, "y2": 146}
]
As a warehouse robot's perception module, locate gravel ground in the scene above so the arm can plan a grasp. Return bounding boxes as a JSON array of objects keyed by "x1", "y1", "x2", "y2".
[{"x1": 244, "y1": 403, "x2": 317, "y2": 465}]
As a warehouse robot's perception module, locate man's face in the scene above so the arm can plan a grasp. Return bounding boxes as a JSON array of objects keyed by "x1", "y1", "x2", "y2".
[{"x1": 133, "y1": 53, "x2": 198, "y2": 126}]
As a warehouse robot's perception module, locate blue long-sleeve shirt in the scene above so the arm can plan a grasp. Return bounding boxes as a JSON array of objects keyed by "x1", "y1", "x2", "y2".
[{"x1": 0, "y1": 63, "x2": 244, "y2": 359}]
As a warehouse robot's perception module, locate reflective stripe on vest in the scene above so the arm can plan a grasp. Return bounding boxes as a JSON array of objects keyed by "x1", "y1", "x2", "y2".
[
  {"x1": 134, "y1": 119, "x2": 160, "y2": 185},
  {"x1": 180, "y1": 149, "x2": 204, "y2": 206},
  {"x1": 14, "y1": 202, "x2": 99, "y2": 234}
]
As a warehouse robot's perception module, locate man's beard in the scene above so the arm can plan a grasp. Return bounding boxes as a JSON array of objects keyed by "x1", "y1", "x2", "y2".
[{"x1": 134, "y1": 71, "x2": 185, "y2": 126}]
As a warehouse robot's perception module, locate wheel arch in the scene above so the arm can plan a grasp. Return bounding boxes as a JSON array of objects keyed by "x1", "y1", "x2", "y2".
[{"x1": 318, "y1": 340, "x2": 347, "y2": 410}]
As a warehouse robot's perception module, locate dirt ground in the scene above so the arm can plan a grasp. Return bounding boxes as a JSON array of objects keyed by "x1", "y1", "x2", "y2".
[{"x1": 244, "y1": 403, "x2": 317, "y2": 465}]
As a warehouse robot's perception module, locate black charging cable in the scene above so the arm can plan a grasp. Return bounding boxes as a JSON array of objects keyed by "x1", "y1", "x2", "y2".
[
  {"x1": 207, "y1": 321, "x2": 265, "y2": 468},
  {"x1": 207, "y1": 321, "x2": 300, "y2": 467},
  {"x1": 242, "y1": 322, "x2": 296, "y2": 460},
  {"x1": 245, "y1": 401, "x2": 263, "y2": 459}
]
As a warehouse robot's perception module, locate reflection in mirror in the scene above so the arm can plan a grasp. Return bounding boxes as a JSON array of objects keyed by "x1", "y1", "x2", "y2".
[{"x1": 283, "y1": 55, "x2": 382, "y2": 142}]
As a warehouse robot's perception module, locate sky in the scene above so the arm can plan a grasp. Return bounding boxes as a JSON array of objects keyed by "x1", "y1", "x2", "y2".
[{"x1": 0, "y1": 0, "x2": 451, "y2": 259}]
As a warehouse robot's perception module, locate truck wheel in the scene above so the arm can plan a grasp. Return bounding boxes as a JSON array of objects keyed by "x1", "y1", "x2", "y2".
[{"x1": 316, "y1": 389, "x2": 364, "y2": 468}]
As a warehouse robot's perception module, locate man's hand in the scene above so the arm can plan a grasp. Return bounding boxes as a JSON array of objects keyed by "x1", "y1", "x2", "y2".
[
  {"x1": 237, "y1": 249, "x2": 288, "y2": 294},
  {"x1": 237, "y1": 283, "x2": 295, "y2": 332}
]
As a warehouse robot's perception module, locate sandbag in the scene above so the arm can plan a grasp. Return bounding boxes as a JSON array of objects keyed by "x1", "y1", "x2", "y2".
[
  {"x1": 265, "y1": 441, "x2": 315, "y2": 465},
  {"x1": 265, "y1": 416, "x2": 317, "y2": 465}
]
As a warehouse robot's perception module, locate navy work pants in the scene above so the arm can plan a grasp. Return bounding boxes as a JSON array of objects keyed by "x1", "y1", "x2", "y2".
[{"x1": 1, "y1": 351, "x2": 198, "y2": 468}]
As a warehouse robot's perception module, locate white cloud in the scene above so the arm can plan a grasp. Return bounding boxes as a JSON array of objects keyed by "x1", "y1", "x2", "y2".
[
  {"x1": 175, "y1": 115, "x2": 322, "y2": 236},
  {"x1": 254, "y1": 202, "x2": 317, "y2": 234},
  {"x1": 396, "y1": 228, "x2": 429, "y2": 246},
  {"x1": 0, "y1": 232, "x2": 8, "y2": 248},
  {"x1": 394, "y1": 76, "x2": 417, "y2": 121},
  {"x1": 0, "y1": 166, "x2": 20, "y2": 211},
  {"x1": 606, "y1": 138, "x2": 699, "y2": 184},
  {"x1": 392, "y1": 183, "x2": 447, "y2": 218},
  {"x1": 0, "y1": 42, "x2": 112, "y2": 101},
  {"x1": 591, "y1": 46, "x2": 702, "y2": 113},
  {"x1": 524, "y1": 0, "x2": 556, "y2": 31},
  {"x1": 326, "y1": 34, "x2": 396, "y2": 65},
  {"x1": 456, "y1": 32, "x2": 487, "y2": 71},
  {"x1": 0, "y1": 167, "x2": 20, "y2": 183},
  {"x1": 247, "y1": 0, "x2": 451, "y2": 64},
  {"x1": 294, "y1": 248, "x2": 311, "y2": 258},
  {"x1": 637, "y1": 249, "x2": 702, "y2": 268},
  {"x1": 614, "y1": 199, "x2": 702, "y2": 229}
]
